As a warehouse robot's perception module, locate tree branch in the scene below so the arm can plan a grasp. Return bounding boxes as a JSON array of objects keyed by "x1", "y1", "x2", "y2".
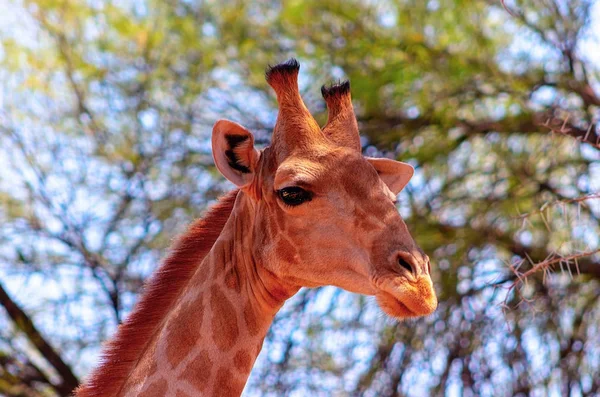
[
  {"x1": 0, "y1": 281, "x2": 79, "y2": 396},
  {"x1": 360, "y1": 109, "x2": 600, "y2": 150}
]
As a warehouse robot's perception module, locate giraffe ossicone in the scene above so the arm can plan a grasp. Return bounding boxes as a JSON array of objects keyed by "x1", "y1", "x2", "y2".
[{"x1": 77, "y1": 58, "x2": 437, "y2": 397}]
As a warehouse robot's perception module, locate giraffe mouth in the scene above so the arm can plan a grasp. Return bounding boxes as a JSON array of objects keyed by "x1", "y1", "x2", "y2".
[{"x1": 375, "y1": 275, "x2": 438, "y2": 319}]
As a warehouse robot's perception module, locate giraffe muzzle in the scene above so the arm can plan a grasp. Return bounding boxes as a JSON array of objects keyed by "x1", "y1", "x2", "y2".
[{"x1": 374, "y1": 257, "x2": 438, "y2": 319}]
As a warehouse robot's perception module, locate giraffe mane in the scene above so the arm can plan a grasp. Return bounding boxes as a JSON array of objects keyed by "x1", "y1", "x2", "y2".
[{"x1": 76, "y1": 189, "x2": 239, "y2": 397}]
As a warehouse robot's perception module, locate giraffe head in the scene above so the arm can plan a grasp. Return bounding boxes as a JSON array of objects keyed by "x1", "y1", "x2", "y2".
[{"x1": 212, "y1": 59, "x2": 436, "y2": 318}]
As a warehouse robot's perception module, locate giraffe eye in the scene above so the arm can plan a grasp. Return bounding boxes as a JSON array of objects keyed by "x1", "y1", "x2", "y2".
[{"x1": 278, "y1": 187, "x2": 312, "y2": 206}]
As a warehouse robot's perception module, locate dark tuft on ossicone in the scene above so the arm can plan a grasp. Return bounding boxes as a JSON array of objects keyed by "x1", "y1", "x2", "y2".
[
  {"x1": 321, "y1": 80, "x2": 351, "y2": 99},
  {"x1": 265, "y1": 58, "x2": 300, "y2": 83}
]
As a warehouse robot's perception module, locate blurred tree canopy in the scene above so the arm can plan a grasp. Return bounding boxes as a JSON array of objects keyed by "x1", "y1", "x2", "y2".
[{"x1": 0, "y1": 0, "x2": 599, "y2": 396}]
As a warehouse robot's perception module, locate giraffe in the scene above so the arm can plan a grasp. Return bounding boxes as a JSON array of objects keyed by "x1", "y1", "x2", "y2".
[{"x1": 76, "y1": 59, "x2": 437, "y2": 397}]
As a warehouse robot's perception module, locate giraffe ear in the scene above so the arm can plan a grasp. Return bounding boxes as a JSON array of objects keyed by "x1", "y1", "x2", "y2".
[
  {"x1": 366, "y1": 157, "x2": 414, "y2": 195},
  {"x1": 212, "y1": 119, "x2": 260, "y2": 187}
]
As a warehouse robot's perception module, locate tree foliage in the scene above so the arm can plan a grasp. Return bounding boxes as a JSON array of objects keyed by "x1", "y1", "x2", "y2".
[{"x1": 0, "y1": 0, "x2": 599, "y2": 395}]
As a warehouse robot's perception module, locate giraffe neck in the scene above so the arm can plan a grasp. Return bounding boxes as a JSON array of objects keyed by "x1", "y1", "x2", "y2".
[{"x1": 121, "y1": 192, "x2": 297, "y2": 396}]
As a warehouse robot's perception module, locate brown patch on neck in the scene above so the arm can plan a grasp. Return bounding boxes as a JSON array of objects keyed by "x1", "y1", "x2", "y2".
[
  {"x1": 233, "y1": 349, "x2": 253, "y2": 373},
  {"x1": 165, "y1": 295, "x2": 205, "y2": 367},
  {"x1": 137, "y1": 378, "x2": 167, "y2": 397},
  {"x1": 178, "y1": 350, "x2": 213, "y2": 392},
  {"x1": 210, "y1": 285, "x2": 240, "y2": 351},
  {"x1": 214, "y1": 367, "x2": 245, "y2": 397},
  {"x1": 76, "y1": 190, "x2": 239, "y2": 397}
]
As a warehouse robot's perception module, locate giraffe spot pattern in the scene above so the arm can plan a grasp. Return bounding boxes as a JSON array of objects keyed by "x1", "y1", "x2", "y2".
[
  {"x1": 178, "y1": 350, "x2": 212, "y2": 392},
  {"x1": 138, "y1": 378, "x2": 168, "y2": 397},
  {"x1": 234, "y1": 349, "x2": 252, "y2": 373},
  {"x1": 210, "y1": 285, "x2": 239, "y2": 351},
  {"x1": 214, "y1": 367, "x2": 245, "y2": 397},
  {"x1": 165, "y1": 296, "x2": 204, "y2": 367}
]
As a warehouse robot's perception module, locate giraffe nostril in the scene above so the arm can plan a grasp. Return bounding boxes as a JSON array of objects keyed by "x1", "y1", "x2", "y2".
[{"x1": 398, "y1": 257, "x2": 413, "y2": 274}]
